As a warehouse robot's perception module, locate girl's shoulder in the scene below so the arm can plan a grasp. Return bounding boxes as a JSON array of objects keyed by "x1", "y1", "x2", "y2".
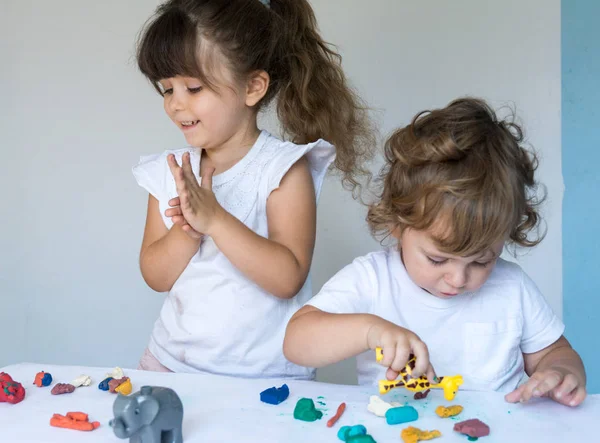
[
  {"x1": 258, "y1": 131, "x2": 335, "y2": 197},
  {"x1": 260, "y1": 132, "x2": 334, "y2": 165}
]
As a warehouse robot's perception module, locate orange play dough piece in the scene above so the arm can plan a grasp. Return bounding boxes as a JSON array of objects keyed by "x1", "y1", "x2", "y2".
[
  {"x1": 50, "y1": 412, "x2": 100, "y2": 431},
  {"x1": 435, "y1": 405, "x2": 463, "y2": 418},
  {"x1": 401, "y1": 426, "x2": 442, "y2": 443}
]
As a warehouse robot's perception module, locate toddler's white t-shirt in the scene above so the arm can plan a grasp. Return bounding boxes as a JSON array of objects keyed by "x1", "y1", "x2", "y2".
[
  {"x1": 307, "y1": 248, "x2": 564, "y2": 392},
  {"x1": 133, "y1": 130, "x2": 335, "y2": 378}
]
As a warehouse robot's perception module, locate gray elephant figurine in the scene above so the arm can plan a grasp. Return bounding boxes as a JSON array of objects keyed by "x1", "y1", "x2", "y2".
[{"x1": 109, "y1": 386, "x2": 183, "y2": 443}]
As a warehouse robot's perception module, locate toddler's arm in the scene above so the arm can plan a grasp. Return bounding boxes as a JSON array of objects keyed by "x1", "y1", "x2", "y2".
[
  {"x1": 505, "y1": 336, "x2": 586, "y2": 406},
  {"x1": 284, "y1": 305, "x2": 434, "y2": 380},
  {"x1": 139, "y1": 195, "x2": 202, "y2": 292},
  {"x1": 195, "y1": 157, "x2": 317, "y2": 299}
]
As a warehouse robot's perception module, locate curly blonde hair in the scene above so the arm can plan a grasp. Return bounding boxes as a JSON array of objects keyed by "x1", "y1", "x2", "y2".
[{"x1": 367, "y1": 97, "x2": 545, "y2": 256}]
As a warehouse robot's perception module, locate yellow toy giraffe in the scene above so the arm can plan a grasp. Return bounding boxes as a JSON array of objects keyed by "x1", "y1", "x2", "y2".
[{"x1": 375, "y1": 347, "x2": 463, "y2": 401}]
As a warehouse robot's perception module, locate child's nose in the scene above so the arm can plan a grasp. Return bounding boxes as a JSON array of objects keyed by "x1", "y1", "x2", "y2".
[
  {"x1": 445, "y1": 268, "x2": 467, "y2": 289},
  {"x1": 166, "y1": 92, "x2": 186, "y2": 113}
]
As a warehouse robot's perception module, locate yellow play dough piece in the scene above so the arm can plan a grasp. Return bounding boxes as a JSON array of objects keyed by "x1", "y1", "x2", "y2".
[
  {"x1": 435, "y1": 405, "x2": 463, "y2": 418},
  {"x1": 401, "y1": 426, "x2": 442, "y2": 443},
  {"x1": 115, "y1": 378, "x2": 132, "y2": 395}
]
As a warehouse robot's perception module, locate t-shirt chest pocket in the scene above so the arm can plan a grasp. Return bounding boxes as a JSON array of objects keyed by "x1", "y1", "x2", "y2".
[{"x1": 462, "y1": 318, "x2": 523, "y2": 383}]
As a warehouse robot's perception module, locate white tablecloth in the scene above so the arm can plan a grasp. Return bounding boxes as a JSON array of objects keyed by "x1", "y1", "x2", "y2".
[{"x1": 1, "y1": 363, "x2": 598, "y2": 442}]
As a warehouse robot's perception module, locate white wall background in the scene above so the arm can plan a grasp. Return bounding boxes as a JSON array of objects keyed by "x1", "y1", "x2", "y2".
[{"x1": 1, "y1": 0, "x2": 561, "y2": 385}]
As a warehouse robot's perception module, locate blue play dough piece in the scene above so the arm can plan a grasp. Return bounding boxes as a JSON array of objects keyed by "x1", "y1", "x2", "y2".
[
  {"x1": 338, "y1": 425, "x2": 367, "y2": 440},
  {"x1": 385, "y1": 405, "x2": 418, "y2": 425},
  {"x1": 41, "y1": 373, "x2": 52, "y2": 386},
  {"x1": 98, "y1": 377, "x2": 114, "y2": 391},
  {"x1": 259, "y1": 383, "x2": 289, "y2": 405}
]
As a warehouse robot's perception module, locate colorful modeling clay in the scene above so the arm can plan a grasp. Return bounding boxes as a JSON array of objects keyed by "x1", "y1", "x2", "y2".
[
  {"x1": 401, "y1": 426, "x2": 441, "y2": 443},
  {"x1": 0, "y1": 372, "x2": 25, "y2": 404},
  {"x1": 338, "y1": 425, "x2": 377, "y2": 442},
  {"x1": 367, "y1": 395, "x2": 400, "y2": 417},
  {"x1": 51, "y1": 383, "x2": 75, "y2": 395},
  {"x1": 260, "y1": 384, "x2": 289, "y2": 405},
  {"x1": 98, "y1": 377, "x2": 113, "y2": 391},
  {"x1": 70, "y1": 375, "x2": 92, "y2": 388},
  {"x1": 34, "y1": 371, "x2": 53, "y2": 387},
  {"x1": 115, "y1": 378, "x2": 132, "y2": 395},
  {"x1": 327, "y1": 402, "x2": 346, "y2": 427},
  {"x1": 375, "y1": 347, "x2": 463, "y2": 400},
  {"x1": 385, "y1": 406, "x2": 418, "y2": 425},
  {"x1": 105, "y1": 367, "x2": 124, "y2": 380},
  {"x1": 413, "y1": 389, "x2": 430, "y2": 400},
  {"x1": 50, "y1": 411, "x2": 100, "y2": 431},
  {"x1": 453, "y1": 419, "x2": 490, "y2": 438},
  {"x1": 435, "y1": 405, "x2": 463, "y2": 418},
  {"x1": 293, "y1": 398, "x2": 323, "y2": 421},
  {"x1": 108, "y1": 377, "x2": 130, "y2": 393}
]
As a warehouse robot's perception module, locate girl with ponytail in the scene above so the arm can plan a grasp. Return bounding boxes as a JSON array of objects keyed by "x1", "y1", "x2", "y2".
[{"x1": 132, "y1": 0, "x2": 373, "y2": 378}]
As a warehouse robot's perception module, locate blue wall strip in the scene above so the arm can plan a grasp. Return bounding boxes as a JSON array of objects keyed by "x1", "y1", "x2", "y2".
[{"x1": 562, "y1": 0, "x2": 600, "y2": 394}]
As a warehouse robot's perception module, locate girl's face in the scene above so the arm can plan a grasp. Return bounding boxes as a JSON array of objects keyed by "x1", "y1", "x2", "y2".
[
  {"x1": 397, "y1": 227, "x2": 505, "y2": 299},
  {"x1": 158, "y1": 70, "x2": 253, "y2": 150}
]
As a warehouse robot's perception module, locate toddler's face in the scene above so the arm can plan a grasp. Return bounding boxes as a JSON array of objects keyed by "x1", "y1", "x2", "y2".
[
  {"x1": 398, "y1": 227, "x2": 504, "y2": 299},
  {"x1": 158, "y1": 69, "x2": 251, "y2": 150}
]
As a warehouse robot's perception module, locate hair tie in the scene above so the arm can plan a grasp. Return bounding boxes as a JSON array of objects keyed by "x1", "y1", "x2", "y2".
[{"x1": 259, "y1": 0, "x2": 271, "y2": 7}]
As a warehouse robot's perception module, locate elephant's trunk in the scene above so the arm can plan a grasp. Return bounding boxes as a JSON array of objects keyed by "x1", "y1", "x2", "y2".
[{"x1": 109, "y1": 417, "x2": 130, "y2": 438}]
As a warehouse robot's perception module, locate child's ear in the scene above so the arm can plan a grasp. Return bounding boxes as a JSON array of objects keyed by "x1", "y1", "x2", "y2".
[
  {"x1": 245, "y1": 70, "x2": 270, "y2": 107},
  {"x1": 390, "y1": 224, "x2": 403, "y2": 240}
]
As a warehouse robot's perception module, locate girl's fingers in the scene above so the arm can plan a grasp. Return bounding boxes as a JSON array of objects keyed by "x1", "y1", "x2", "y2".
[
  {"x1": 505, "y1": 384, "x2": 527, "y2": 403},
  {"x1": 567, "y1": 386, "x2": 587, "y2": 407},
  {"x1": 425, "y1": 364, "x2": 437, "y2": 384},
  {"x1": 386, "y1": 367, "x2": 400, "y2": 381},
  {"x1": 390, "y1": 343, "x2": 410, "y2": 373},
  {"x1": 165, "y1": 206, "x2": 182, "y2": 217},
  {"x1": 410, "y1": 339, "x2": 430, "y2": 379},
  {"x1": 550, "y1": 373, "x2": 579, "y2": 402},
  {"x1": 181, "y1": 152, "x2": 200, "y2": 188},
  {"x1": 532, "y1": 371, "x2": 562, "y2": 398},
  {"x1": 171, "y1": 215, "x2": 186, "y2": 225}
]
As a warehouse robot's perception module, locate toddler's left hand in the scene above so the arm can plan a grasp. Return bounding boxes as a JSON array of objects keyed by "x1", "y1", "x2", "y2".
[
  {"x1": 505, "y1": 366, "x2": 586, "y2": 407},
  {"x1": 167, "y1": 152, "x2": 224, "y2": 235}
]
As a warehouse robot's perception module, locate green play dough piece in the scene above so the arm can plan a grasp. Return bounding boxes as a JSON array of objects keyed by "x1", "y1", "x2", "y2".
[{"x1": 293, "y1": 398, "x2": 323, "y2": 422}]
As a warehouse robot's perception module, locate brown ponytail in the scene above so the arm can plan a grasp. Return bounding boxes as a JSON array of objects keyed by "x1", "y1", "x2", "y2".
[{"x1": 269, "y1": 0, "x2": 375, "y2": 192}]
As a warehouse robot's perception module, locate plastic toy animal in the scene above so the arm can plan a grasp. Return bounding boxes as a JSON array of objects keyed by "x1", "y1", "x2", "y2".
[
  {"x1": 109, "y1": 386, "x2": 183, "y2": 443},
  {"x1": 375, "y1": 347, "x2": 463, "y2": 401}
]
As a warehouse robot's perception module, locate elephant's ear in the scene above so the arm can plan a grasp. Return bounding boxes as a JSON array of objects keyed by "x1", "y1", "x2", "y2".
[{"x1": 140, "y1": 397, "x2": 160, "y2": 425}]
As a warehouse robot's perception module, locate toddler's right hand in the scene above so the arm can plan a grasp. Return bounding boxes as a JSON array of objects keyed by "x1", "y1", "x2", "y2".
[
  {"x1": 165, "y1": 197, "x2": 203, "y2": 240},
  {"x1": 367, "y1": 319, "x2": 435, "y2": 382}
]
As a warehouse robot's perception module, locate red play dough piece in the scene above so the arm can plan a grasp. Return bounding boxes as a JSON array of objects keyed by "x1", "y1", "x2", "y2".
[
  {"x1": 51, "y1": 383, "x2": 76, "y2": 395},
  {"x1": 0, "y1": 372, "x2": 26, "y2": 404},
  {"x1": 454, "y1": 418, "x2": 490, "y2": 437},
  {"x1": 108, "y1": 377, "x2": 129, "y2": 393}
]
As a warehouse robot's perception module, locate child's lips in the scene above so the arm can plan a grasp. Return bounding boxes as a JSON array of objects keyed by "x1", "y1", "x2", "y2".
[
  {"x1": 441, "y1": 292, "x2": 458, "y2": 297},
  {"x1": 180, "y1": 120, "x2": 199, "y2": 130}
]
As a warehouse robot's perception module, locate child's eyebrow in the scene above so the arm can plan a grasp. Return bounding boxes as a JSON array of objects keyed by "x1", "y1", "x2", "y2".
[{"x1": 421, "y1": 246, "x2": 498, "y2": 261}]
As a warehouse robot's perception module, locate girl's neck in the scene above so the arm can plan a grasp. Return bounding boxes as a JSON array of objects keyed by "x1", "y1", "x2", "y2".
[{"x1": 202, "y1": 121, "x2": 261, "y2": 175}]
